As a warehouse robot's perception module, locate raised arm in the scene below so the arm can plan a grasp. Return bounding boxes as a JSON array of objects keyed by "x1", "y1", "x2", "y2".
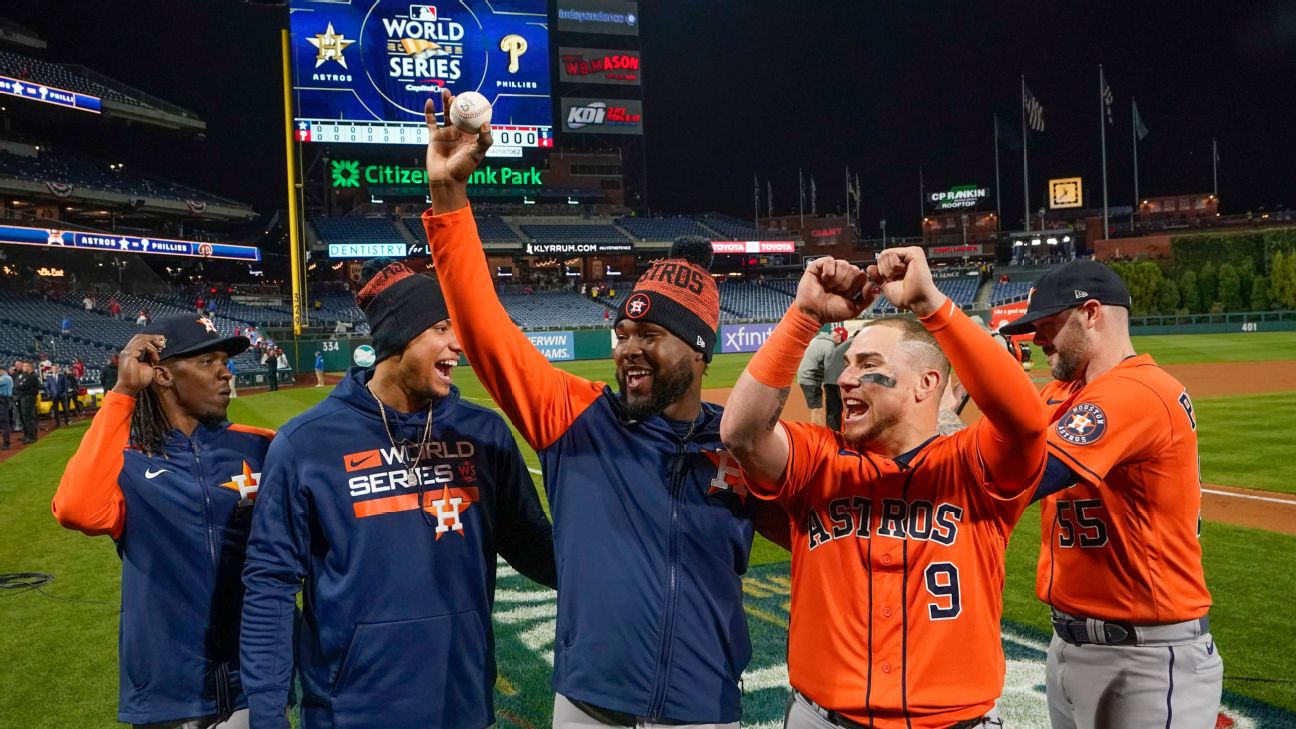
[
  {"x1": 872, "y1": 248, "x2": 1047, "y2": 495},
  {"x1": 721, "y1": 258, "x2": 872, "y2": 491},
  {"x1": 421, "y1": 91, "x2": 601, "y2": 451},
  {"x1": 51, "y1": 333, "x2": 165, "y2": 537}
]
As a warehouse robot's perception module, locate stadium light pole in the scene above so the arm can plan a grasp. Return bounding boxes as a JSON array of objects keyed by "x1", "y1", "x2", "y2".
[{"x1": 281, "y1": 28, "x2": 305, "y2": 337}]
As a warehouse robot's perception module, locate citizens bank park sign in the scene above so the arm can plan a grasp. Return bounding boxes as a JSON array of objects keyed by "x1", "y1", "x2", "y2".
[{"x1": 930, "y1": 185, "x2": 989, "y2": 210}]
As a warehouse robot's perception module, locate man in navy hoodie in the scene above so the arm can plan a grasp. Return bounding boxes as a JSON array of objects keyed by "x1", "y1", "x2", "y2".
[{"x1": 240, "y1": 259, "x2": 557, "y2": 729}]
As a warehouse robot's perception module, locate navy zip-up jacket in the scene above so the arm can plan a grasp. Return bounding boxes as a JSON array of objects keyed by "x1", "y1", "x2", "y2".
[
  {"x1": 426, "y1": 207, "x2": 790, "y2": 724},
  {"x1": 52, "y1": 391, "x2": 274, "y2": 724},
  {"x1": 240, "y1": 368, "x2": 557, "y2": 729}
]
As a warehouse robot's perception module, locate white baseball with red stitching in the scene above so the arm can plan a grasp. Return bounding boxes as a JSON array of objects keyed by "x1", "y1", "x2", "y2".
[{"x1": 449, "y1": 91, "x2": 492, "y2": 133}]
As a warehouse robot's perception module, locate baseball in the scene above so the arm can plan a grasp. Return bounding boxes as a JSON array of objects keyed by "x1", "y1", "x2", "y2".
[{"x1": 448, "y1": 91, "x2": 492, "y2": 133}]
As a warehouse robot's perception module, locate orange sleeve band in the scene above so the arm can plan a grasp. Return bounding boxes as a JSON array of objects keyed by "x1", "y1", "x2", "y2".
[
  {"x1": 424, "y1": 206, "x2": 603, "y2": 451},
  {"x1": 748, "y1": 305, "x2": 822, "y2": 389},
  {"x1": 52, "y1": 390, "x2": 133, "y2": 539}
]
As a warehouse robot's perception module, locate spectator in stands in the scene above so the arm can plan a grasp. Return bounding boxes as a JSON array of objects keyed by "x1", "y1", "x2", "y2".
[
  {"x1": 83, "y1": 294, "x2": 96, "y2": 311},
  {"x1": 194, "y1": 295, "x2": 206, "y2": 313},
  {"x1": 101, "y1": 355, "x2": 119, "y2": 393},
  {"x1": 332, "y1": 319, "x2": 347, "y2": 336},
  {"x1": 108, "y1": 297, "x2": 122, "y2": 319},
  {"x1": 136, "y1": 308, "x2": 150, "y2": 326},
  {"x1": 205, "y1": 298, "x2": 217, "y2": 316},
  {"x1": 61, "y1": 314, "x2": 72, "y2": 336},
  {"x1": 44, "y1": 364, "x2": 71, "y2": 427},
  {"x1": 16, "y1": 361, "x2": 41, "y2": 443},
  {"x1": 796, "y1": 326, "x2": 846, "y2": 426},
  {"x1": 311, "y1": 299, "x2": 322, "y2": 311},
  {"x1": 265, "y1": 346, "x2": 279, "y2": 391},
  {"x1": 39, "y1": 354, "x2": 53, "y2": 377},
  {"x1": 71, "y1": 357, "x2": 85, "y2": 380},
  {"x1": 0, "y1": 364, "x2": 12, "y2": 449}
]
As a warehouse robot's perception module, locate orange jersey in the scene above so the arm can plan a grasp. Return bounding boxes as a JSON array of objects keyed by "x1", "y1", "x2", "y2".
[
  {"x1": 1036, "y1": 354, "x2": 1211, "y2": 624},
  {"x1": 751, "y1": 422, "x2": 1032, "y2": 729},
  {"x1": 744, "y1": 302, "x2": 1047, "y2": 729}
]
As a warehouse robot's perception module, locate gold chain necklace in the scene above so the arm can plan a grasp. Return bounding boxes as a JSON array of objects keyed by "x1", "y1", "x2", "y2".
[{"x1": 367, "y1": 382, "x2": 435, "y2": 486}]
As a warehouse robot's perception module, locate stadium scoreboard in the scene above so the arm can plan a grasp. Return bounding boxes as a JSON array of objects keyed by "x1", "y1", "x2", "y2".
[{"x1": 290, "y1": 0, "x2": 553, "y2": 155}]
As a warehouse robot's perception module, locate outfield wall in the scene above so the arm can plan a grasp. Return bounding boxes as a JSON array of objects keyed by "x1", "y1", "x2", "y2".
[{"x1": 278, "y1": 311, "x2": 1296, "y2": 368}]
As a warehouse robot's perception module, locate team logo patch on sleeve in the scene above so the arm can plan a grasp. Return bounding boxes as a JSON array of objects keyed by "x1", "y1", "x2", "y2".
[{"x1": 1057, "y1": 403, "x2": 1107, "y2": 445}]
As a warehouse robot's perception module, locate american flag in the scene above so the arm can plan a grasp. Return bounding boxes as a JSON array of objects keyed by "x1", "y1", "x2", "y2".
[{"x1": 1023, "y1": 82, "x2": 1045, "y2": 133}]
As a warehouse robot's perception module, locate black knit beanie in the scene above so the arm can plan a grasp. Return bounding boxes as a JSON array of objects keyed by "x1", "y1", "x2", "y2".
[
  {"x1": 616, "y1": 236, "x2": 720, "y2": 362},
  {"x1": 356, "y1": 258, "x2": 451, "y2": 363}
]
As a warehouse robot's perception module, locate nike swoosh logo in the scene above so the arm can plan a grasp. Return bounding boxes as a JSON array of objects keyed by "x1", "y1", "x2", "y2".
[
  {"x1": 144, "y1": 468, "x2": 170, "y2": 479},
  {"x1": 349, "y1": 456, "x2": 376, "y2": 468},
  {"x1": 1047, "y1": 399, "x2": 1066, "y2": 405}
]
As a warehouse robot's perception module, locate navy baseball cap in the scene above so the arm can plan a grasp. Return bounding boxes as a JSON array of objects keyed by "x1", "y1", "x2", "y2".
[
  {"x1": 999, "y1": 260, "x2": 1132, "y2": 335},
  {"x1": 140, "y1": 315, "x2": 250, "y2": 361}
]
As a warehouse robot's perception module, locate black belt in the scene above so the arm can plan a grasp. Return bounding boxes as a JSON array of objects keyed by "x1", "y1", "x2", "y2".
[
  {"x1": 1051, "y1": 610, "x2": 1210, "y2": 646},
  {"x1": 568, "y1": 697, "x2": 692, "y2": 727},
  {"x1": 794, "y1": 692, "x2": 992, "y2": 729}
]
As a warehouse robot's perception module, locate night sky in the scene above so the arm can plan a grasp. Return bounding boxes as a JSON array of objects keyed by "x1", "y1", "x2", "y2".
[{"x1": 4, "y1": 0, "x2": 1294, "y2": 237}]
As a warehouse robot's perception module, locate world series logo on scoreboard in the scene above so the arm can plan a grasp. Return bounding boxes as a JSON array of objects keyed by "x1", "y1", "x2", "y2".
[{"x1": 290, "y1": 0, "x2": 553, "y2": 151}]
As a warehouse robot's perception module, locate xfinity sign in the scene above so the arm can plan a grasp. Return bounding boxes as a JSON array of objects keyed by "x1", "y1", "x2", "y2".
[{"x1": 930, "y1": 185, "x2": 989, "y2": 210}]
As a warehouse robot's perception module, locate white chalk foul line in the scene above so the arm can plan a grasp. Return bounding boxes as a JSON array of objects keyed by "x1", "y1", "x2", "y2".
[{"x1": 1203, "y1": 488, "x2": 1296, "y2": 506}]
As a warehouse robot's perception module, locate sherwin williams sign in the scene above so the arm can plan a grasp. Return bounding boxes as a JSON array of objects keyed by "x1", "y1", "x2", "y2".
[
  {"x1": 526, "y1": 330, "x2": 575, "y2": 361},
  {"x1": 719, "y1": 323, "x2": 776, "y2": 354}
]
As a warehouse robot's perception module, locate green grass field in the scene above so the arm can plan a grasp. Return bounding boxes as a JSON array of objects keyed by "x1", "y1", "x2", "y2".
[{"x1": 2, "y1": 331, "x2": 1293, "y2": 727}]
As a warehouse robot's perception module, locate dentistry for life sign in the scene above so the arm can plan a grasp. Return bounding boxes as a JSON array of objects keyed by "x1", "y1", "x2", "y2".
[{"x1": 527, "y1": 331, "x2": 575, "y2": 361}]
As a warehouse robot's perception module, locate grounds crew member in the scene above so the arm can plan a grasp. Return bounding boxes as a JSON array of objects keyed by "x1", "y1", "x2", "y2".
[
  {"x1": 1000, "y1": 259, "x2": 1222, "y2": 729},
  {"x1": 422, "y1": 90, "x2": 787, "y2": 728},
  {"x1": 796, "y1": 326, "x2": 843, "y2": 426},
  {"x1": 240, "y1": 259, "x2": 556, "y2": 729},
  {"x1": 821, "y1": 327, "x2": 852, "y2": 431},
  {"x1": 52, "y1": 316, "x2": 272, "y2": 728},
  {"x1": 721, "y1": 251, "x2": 1048, "y2": 729}
]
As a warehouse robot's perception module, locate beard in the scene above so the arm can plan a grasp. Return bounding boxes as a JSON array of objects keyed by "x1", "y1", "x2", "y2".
[
  {"x1": 842, "y1": 407, "x2": 902, "y2": 452},
  {"x1": 617, "y1": 356, "x2": 695, "y2": 422},
  {"x1": 1051, "y1": 348, "x2": 1084, "y2": 381}
]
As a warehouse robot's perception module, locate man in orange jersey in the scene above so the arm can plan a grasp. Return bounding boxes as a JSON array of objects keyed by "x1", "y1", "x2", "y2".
[
  {"x1": 721, "y1": 250, "x2": 1048, "y2": 729},
  {"x1": 52, "y1": 316, "x2": 273, "y2": 728},
  {"x1": 1001, "y1": 260, "x2": 1222, "y2": 729}
]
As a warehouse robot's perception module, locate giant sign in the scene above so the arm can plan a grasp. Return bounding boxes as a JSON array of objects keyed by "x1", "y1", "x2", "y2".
[
  {"x1": 559, "y1": 47, "x2": 641, "y2": 85},
  {"x1": 524, "y1": 241, "x2": 633, "y2": 254},
  {"x1": 0, "y1": 224, "x2": 260, "y2": 261},
  {"x1": 556, "y1": 0, "x2": 640, "y2": 36},
  {"x1": 561, "y1": 98, "x2": 644, "y2": 135},
  {"x1": 711, "y1": 240, "x2": 796, "y2": 254},
  {"x1": 0, "y1": 75, "x2": 101, "y2": 115},
  {"x1": 929, "y1": 185, "x2": 988, "y2": 210},
  {"x1": 289, "y1": 0, "x2": 553, "y2": 151}
]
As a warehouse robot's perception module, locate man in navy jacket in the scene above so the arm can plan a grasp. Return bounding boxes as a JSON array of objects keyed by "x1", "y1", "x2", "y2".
[
  {"x1": 54, "y1": 317, "x2": 273, "y2": 728},
  {"x1": 241, "y1": 260, "x2": 556, "y2": 729}
]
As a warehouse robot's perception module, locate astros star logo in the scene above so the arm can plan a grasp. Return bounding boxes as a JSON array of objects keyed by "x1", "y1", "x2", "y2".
[
  {"x1": 220, "y1": 461, "x2": 261, "y2": 504},
  {"x1": 308, "y1": 23, "x2": 355, "y2": 68},
  {"x1": 197, "y1": 317, "x2": 218, "y2": 334},
  {"x1": 1066, "y1": 413, "x2": 1094, "y2": 434},
  {"x1": 1056, "y1": 402, "x2": 1107, "y2": 445},
  {"x1": 625, "y1": 293, "x2": 651, "y2": 319},
  {"x1": 702, "y1": 451, "x2": 747, "y2": 501}
]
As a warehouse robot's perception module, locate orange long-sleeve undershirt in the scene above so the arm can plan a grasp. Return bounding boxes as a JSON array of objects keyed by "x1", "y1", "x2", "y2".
[
  {"x1": 919, "y1": 298, "x2": 1047, "y2": 497},
  {"x1": 51, "y1": 390, "x2": 133, "y2": 539},
  {"x1": 424, "y1": 205, "x2": 604, "y2": 451}
]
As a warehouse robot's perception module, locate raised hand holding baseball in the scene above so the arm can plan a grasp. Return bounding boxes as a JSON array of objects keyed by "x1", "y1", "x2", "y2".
[
  {"x1": 795, "y1": 257, "x2": 872, "y2": 324},
  {"x1": 866, "y1": 247, "x2": 944, "y2": 317},
  {"x1": 424, "y1": 89, "x2": 493, "y2": 211}
]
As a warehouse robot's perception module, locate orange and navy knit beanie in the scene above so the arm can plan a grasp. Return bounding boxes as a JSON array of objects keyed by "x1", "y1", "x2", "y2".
[
  {"x1": 617, "y1": 236, "x2": 720, "y2": 362},
  {"x1": 356, "y1": 258, "x2": 451, "y2": 363}
]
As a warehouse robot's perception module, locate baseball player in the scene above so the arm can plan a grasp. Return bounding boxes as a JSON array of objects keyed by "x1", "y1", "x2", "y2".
[
  {"x1": 1000, "y1": 260, "x2": 1222, "y2": 729},
  {"x1": 721, "y1": 250, "x2": 1049, "y2": 729},
  {"x1": 796, "y1": 326, "x2": 844, "y2": 426},
  {"x1": 53, "y1": 317, "x2": 273, "y2": 728},
  {"x1": 240, "y1": 260, "x2": 556, "y2": 729},
  {"x1": 421, "y1": 90, "x2": 788, "y2": 728}
]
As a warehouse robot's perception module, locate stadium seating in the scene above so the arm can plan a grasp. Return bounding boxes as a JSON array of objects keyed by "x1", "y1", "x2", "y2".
[
  {"x1": 990, "y1": 281, "x2": 1033, "y2": 306},
  {"x1": 519, "y1": 224, "x2": 632, "y2": 245},
  {"x1": 402, "y1": 214, "x2": 521, "y2": 245},
  {"x1": 0, "y1": 148, "x2": 245, "y2": 206},
  {"x1": 0, "y1": 49, "x2": 193, "y2": 114},
  {"x1": 497, "y1": 291, "x2": 615, "y2": 330},
  {"x1": 615, "y1": 216, "x2": 716, "y2": 241},
  {"x1": 716, "y1": 280, "x2": 794, "y2": 322},
  {"x1": 697, "y1": 214, "x2": 789, "y2": 241},
  {"x1": 309, "y1": 217, "x2": 406, "y2": 248},
  {"x1": 872, "y1": 276, "x2": 981, "y2": 314}
]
